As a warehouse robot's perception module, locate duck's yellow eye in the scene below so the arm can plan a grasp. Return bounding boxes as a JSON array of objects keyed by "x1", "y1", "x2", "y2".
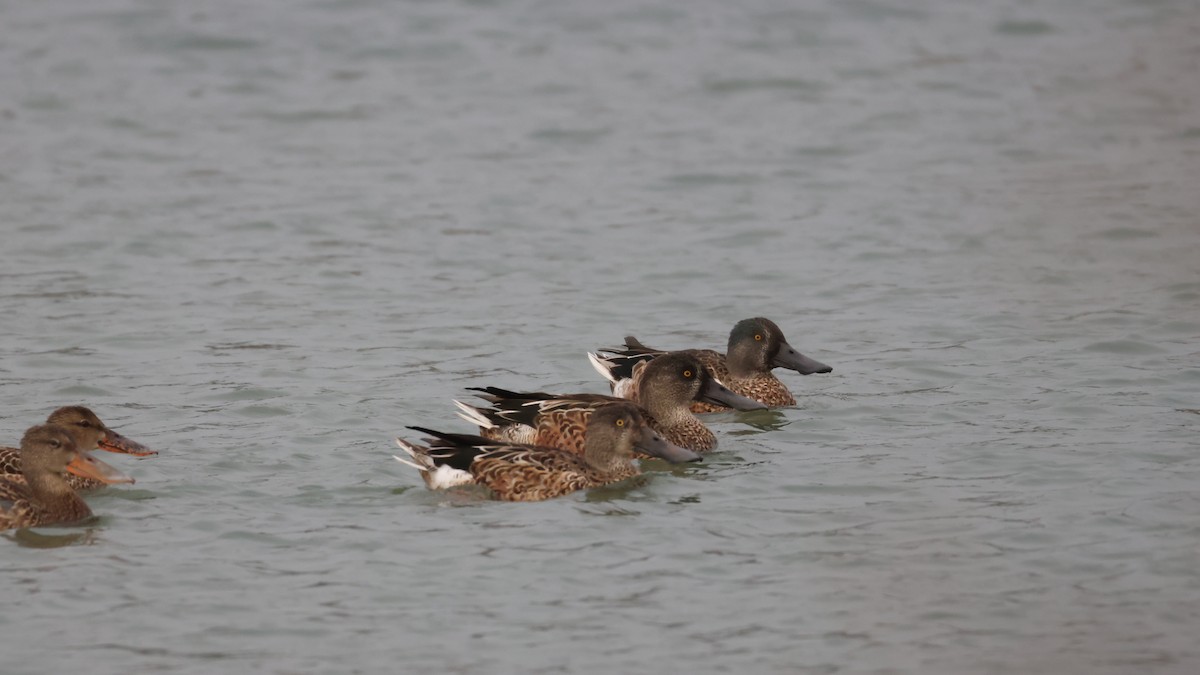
[
  {"x1": 683, "y1": 369, "x2": 692, "y2": 378},
  {"x1": 754, "y1": 334, "x2": 763, "y2": 341},
  {"x1": 615, "y1": 418, "x2": 626, "y2": 427}
]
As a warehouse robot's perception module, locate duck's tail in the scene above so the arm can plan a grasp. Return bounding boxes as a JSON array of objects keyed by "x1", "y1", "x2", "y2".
[
  {"x1": 453, "y1": 400, "x2": 497, "y2": 429},
  {"x1": 393, "y1": 437, "x2": 474, "y2": 489}
]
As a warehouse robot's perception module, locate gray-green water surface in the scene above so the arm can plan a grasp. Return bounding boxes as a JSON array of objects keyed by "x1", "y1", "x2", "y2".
[{"x1": 2, "y1": 0, "x2": 1198, "y2": 673}]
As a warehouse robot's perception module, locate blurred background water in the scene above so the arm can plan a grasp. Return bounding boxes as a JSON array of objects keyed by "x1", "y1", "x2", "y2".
[{"x1": 1, "y1": 0, "x2": 1198, "y2": 673}]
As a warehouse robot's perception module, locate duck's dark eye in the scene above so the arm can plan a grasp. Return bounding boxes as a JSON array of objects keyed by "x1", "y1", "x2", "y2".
[
  {"x1": 78, "y1": 419, "x2": 92, "y2": 427},
  {"x1": 50, "y1": 438, "x2": 61, "y2": 448}
]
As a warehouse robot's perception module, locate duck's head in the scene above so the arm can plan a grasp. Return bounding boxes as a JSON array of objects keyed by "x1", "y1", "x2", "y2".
[
  {"x1": 584, "y1": 402, "x2": 701, "y2": 465},
  {"x1": 46, "y1": 406, "x2": 157, "y2": 457},
  {"x1": 727, "y1": 317, "x2": 831, "y2": 377},
  {"x1": 21, "y1": 423, "x2": 135, "y2": 485},
  {"x1": 641, "y1": 353, "x2": 766, "y2": 412}
]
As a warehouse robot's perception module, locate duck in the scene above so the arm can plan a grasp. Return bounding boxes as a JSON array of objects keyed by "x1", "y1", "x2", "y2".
[
  {"x1": 394, "y1": 401, "x2": 700, "y2": 502},
  {"x1": 592, "y1": 317, "x2": 832, "y2": 412},
  {"x1": 0, "y1": 406, "x2": 155, "y2": 490},
  {"x1": 0, "y1": 424, "x2": 135, "y2": 530},
  {"x1": 455, "y1": 352, "x2": 765, "y2": 454}
]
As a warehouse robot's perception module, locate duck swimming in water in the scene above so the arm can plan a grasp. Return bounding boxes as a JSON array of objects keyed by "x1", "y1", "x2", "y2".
[
  {"x1": 592, "y1": 317, "x2": 832, "y2": 412},
  {"x1": 0, "y1": 406, "x2": 155, "y2": 490},
  {"x1": 456, "y1": 352, "x2": 764, "y2": 454},
  {"x1": 395, "y1": 402, "x2": 700, "y2": 502},
  {"x1": 0, "y1": 423, "x2": 135, "y2": 531}
]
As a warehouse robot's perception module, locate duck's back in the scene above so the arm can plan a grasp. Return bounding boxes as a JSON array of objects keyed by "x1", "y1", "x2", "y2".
[
  {"x1": 0, "y1": 478, "x2": 40, "y2": 529},
  {"x1": 469, "y1": 443, "x2": 632, "y2": 502},
  {"x1": 0, "y1": 446, "x2": 20, "y2": 475},
  {"x1": 0, "y1": 447, "x2": 105, "y2": 492},
  {"x1": 466, "y1": 391, "x2": 616, "y2": 455},
  {"x1": 0, "y1": 475, "x2": 92, "y2": 530}
]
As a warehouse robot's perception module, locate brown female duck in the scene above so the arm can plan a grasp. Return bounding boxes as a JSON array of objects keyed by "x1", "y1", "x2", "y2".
[
  {"x1": 0, "y1": 406, "x2": 155, "y2": 490},
  {"x1": 0, "y1": 424, "x2": 135, "y2": 530},
  {"x1": 592, "y1": 317, "x2": 832, "y2": 412},
  {"x1": 456, "y1": 352, "x2": 764, "y2": 454},
  {"x1": 394, "y1": 402, "x2": 700, "y2": 502}
]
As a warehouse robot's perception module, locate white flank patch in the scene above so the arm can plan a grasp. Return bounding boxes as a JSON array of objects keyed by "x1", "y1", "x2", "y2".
[
  {"x1": 394, "y1": 439, "x2": 476, "y2": 490},
  {"x1": 612, "y1": 379, "x2": 636, "y2": 399},
  {"x1": 425, "y1": 464, "x2": 476, "y2": 489}
]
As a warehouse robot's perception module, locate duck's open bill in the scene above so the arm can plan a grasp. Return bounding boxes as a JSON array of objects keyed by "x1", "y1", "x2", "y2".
[
  {"x1": 98, "y1": 429, "x2": 157, "y2": 457},
  {"x1": 66, "y1": 450, "x2": 136, "y2": 485}
]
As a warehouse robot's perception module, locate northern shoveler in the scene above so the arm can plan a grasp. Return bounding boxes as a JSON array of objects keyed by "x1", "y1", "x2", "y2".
[
  {"x1": 0, "y1": 406, "x2": 155, "y2": 491},
  {"x1": 0, "y1": 424, "x2": 135, "y2": 531},
  {"x1": 592, "y1": 317, "x2": 832, "y2": 412},
  {"x1": 394, "y1": 401, "x2": 700, "y2": 501},
  {"x1": 457, "y1": 352, "x2": 764, "y2": 453}
]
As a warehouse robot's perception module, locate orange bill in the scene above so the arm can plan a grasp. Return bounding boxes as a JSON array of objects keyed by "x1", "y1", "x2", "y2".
[
  {"x1": 98, "y1": 429, "x2": 157, "y2": 457},
  {"x1": 67, "y1": 450, "x2": 136, "y2": 485}
]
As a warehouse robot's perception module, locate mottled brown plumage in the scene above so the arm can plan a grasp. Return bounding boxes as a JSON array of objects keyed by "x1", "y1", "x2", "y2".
[
  {"x1": 0, "y1": 406, "x2": 154, "y2": 491},
  {"x1": 461, "y1": 392, "x2": 601, "y2": 450},
  {"x1": 665, "y1": 348, "x2": 796, "y2": 412},
  {"x1": 395, "y1": 402, "x2": 700, "y2": 502},
  {"x1": 594, "y1": 317, "x2": 832, "y2": 412},
  {"x1": 0, "y1": 424, "x2": 132, "y2": 530},
  {"x1": 469, "y1": 443, "x2": 639, "y2": 501},
  {"x1": 459, "y1": 353, "x2": 763, "y2": 454}
]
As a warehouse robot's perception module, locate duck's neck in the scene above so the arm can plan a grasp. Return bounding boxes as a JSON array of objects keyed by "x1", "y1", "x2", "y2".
[
  {"x1": 637, "y1": 392, "x2": 692, "y2": 428},
  {"x1": 647, "y1": 406, "x2": 708, "y2": 452},
  {"x1": 25, "y1": 471, "x2": 93, "y2": 522},
  {"x1": 726, "y1": 347, "x2": 769, "y2": 380},
  {"x1": 583, "y1": 443, "x2": 632, "y2": 475}
]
